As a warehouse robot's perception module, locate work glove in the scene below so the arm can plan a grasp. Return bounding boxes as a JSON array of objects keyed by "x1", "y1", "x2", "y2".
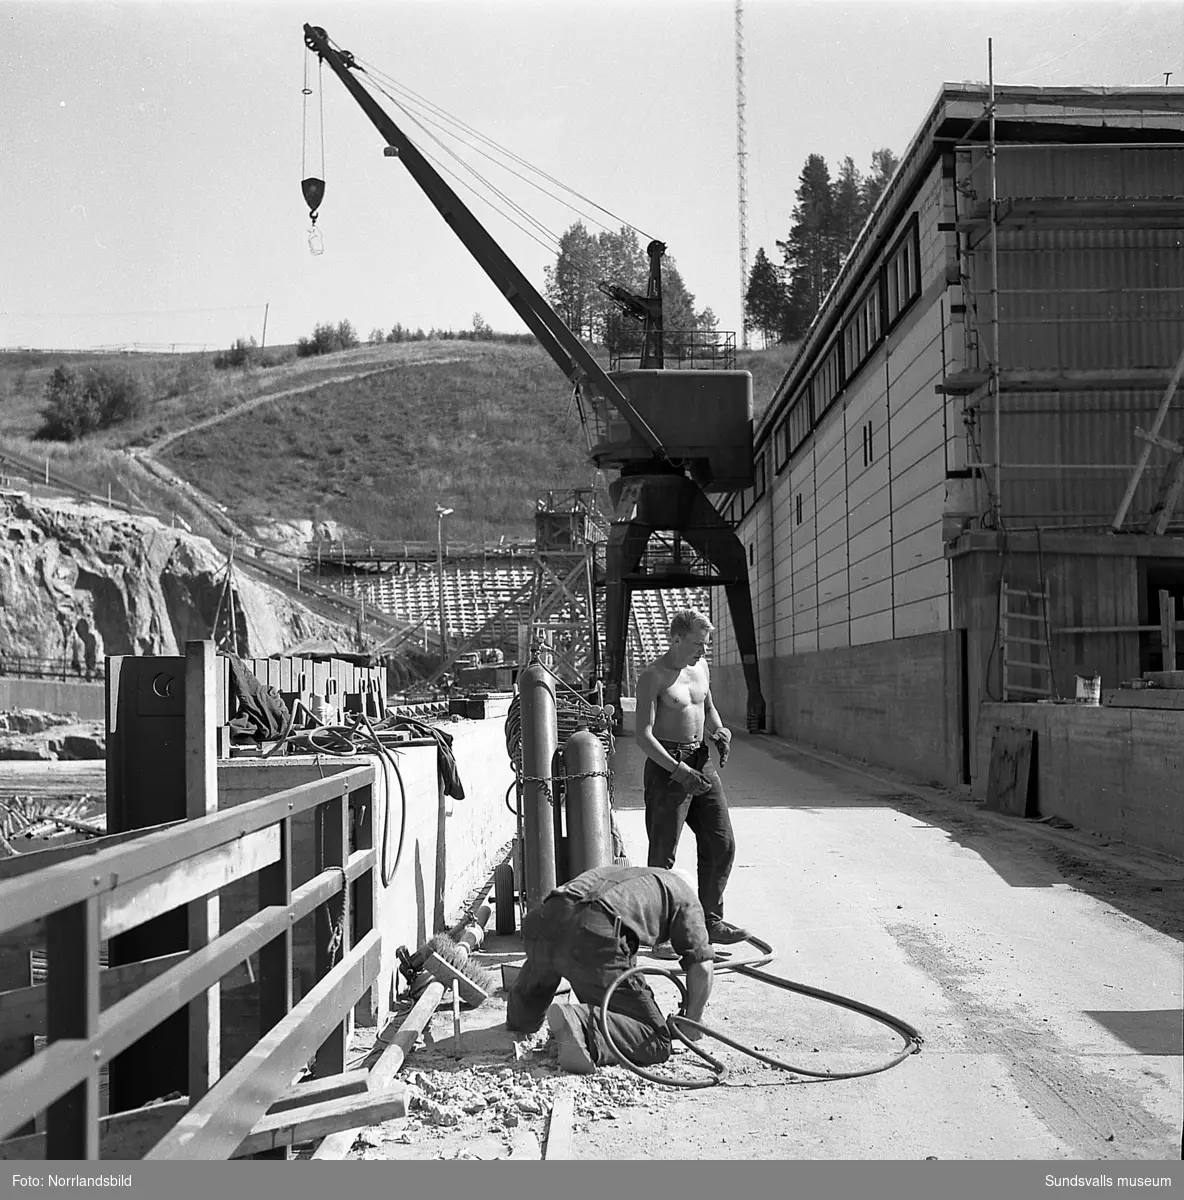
[
  {"x1": 710, "y1": 728, "x2": 731, "y2": 767},
  {"x1": 670, "y1": 760, "x2": 713, "y2": 795}
]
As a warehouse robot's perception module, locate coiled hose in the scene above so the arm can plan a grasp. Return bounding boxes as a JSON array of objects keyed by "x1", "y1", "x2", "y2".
[
  {"x1": 597, "y1": 934, "x2": 924, "y2": 1089},
  {"x1": 263, "y1": 706, "x2": 408, "y2": 887}
]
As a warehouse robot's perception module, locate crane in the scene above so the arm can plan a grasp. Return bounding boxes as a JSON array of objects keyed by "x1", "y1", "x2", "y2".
[{"x1": 302, "y1": 23, "x2": 767, "y2": 732}]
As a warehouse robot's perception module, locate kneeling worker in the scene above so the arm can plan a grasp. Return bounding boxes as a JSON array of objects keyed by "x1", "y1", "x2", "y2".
[{"x1": 505, "y1": 864, "x2": 714, "y2": 1074}]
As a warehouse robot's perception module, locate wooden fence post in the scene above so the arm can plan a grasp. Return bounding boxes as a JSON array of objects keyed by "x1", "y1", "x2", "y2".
[
  {"x1": 351, "y1": 782, "x2": 377, "y2": 1027},
  {"x1": 186, "y1": 640, "x2": 220, "y2": 1102},
  {"x1": 45, "y1": 897, "x2": 100, "y2": 1159},
  {"x1": 314, "y1": 785, "x2": 351, "y2": 1078}
]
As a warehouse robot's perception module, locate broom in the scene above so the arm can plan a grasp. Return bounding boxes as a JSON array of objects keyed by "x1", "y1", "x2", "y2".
[{"x1": 396, "y1": 933, "x2": 497, "y2": 1008}]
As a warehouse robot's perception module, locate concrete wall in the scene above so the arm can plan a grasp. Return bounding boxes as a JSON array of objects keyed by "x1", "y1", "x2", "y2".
[
  {"x1": 0, "y1": 678, "x2": 105, "y2": 718},
  {"x1": 215, "y1": 716, "x2": 515, "y2": 1067},
  {"x1": 713, "y1": 629, "x2": 964, "y2": 787},
  {"x1": 973, "y1": 702, "x2": 1184, "y2": 860}
]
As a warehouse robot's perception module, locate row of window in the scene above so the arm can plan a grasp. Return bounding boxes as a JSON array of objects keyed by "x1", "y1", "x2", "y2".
[{"x1": 722, "y1": 216, "x2": 921, "y2": 529}]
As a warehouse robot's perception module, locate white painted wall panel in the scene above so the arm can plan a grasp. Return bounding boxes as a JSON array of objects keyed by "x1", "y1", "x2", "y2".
[
  {"x1": 894, "y1": 557, "x2": 948, "y2": 608},
  {"x1": 850, "y1": 577, "x2": 895, "y2": 622},
  {"x1": 894, "y1": 593, "x2": 947, "y2": 637},
  {"x1": 850, "y1": 610, "x2": 894, "y2": 645},
  {"x1": 893, "y1": 483, "x2": 945, "y2": 541}
]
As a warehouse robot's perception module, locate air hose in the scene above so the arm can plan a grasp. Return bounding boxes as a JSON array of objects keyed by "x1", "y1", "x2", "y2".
[
  {"x1": 597, "y1": 937, "x2": 924, "y2": 1089},
  {"x1": 262, "y1": 706, "x2": 408, "y2": 886}
]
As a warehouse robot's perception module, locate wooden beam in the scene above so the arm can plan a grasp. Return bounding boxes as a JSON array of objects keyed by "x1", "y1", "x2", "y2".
[
  {"x1": 186, "y1": 639, "x2": 220, "y2": 1104},
  {"x1": 145, "y1": 930, "x2": 381, "y2": 1160},
  {"x1": 268, "y1": 1068, "x2": 370, "y2": 1114},
  {"x1": 99, "y1": 824, "x2": 279, "y2": 941},
  {"x1": 46, "y1": 896, "x2": 100, "y2": 1159},
  {"x1": 0, "y1": 1073, "x2": 371, "y2": 1160},
  {"x1": 1160, "y1": 589, "x2": 1177, "y2": 671},
  {"x1": 544, "y1": 1080, "x2": 577, "y2": 1160},
  {"x1": 229, "y1": 1087, "x2": 407, "y2": 1158}
]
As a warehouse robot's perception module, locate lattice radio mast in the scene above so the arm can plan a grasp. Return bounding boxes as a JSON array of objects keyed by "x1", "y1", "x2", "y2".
[{"x1": 735, "y1": 0, "x2": 750, "y2": 350}]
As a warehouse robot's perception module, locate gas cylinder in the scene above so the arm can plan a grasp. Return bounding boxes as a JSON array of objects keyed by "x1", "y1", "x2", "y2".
[{"x1": 563, "y1": 729, "x2": 614, "y2": 878}]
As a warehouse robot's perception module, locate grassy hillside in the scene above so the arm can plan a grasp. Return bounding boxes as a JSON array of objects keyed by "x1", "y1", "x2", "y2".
[{"x1": 0, "y1": 338, "x2": 800, "y2": 544}]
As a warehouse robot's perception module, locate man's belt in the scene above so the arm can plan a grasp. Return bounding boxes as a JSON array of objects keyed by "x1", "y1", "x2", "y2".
[{"x1": 658, "y1": 738, "x2": 705, "y2": 753}]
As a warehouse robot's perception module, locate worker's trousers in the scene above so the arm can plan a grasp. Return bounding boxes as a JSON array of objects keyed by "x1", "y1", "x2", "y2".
[
  {"x1": 505, "y1": 894, "x2": 671, "y2": 1066},
  {"x1": 644, "y1": 741, "x2": 736, "y2": 924}
]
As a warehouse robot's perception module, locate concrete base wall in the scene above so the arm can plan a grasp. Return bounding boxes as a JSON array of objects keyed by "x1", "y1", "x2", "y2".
[
  {"x1": 713, "y1": 631, "x2": 964, "y2": 788},
  {"x1": 973, "y1": 702, "x2": 1184, "y2": 860},
  {"x1": 0, "y1": 678, "x2": 105, "y2": 718},
  {"x1": 216, "y1": 717, "x2": 515, "y2": 1066}
]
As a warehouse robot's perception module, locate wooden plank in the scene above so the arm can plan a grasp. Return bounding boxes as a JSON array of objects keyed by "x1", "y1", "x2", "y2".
[
  {"x1": 544, "y1": 1080, "x2": 577, "y2": 1160},
  {"x1": 100, "y1": 824, "x2": 279, "y2": 941},
  {"x1": 46, "y1": 897, "x2": 100, "y2": 1159},
  {"x1": 146, "y1": 930, "x2": 381, "y2": 1160},
  {"x1": 0, "y1": 767, "x2": 373, "y2": 937},
  {"x1": 268, "y1": 1068, "x2": 370, "y2": 1114},
  {"x1": 230, "y1": 1086, "x2": 407, "y2": 1158},
  {"x1": 984, "y1": 727, "x2": 1036, "y2": 818},
  {"x1": 1104, "y1": 689, "x2": 1184, "y2": 709},
  {"x1": 0, "y1": 1099, "x2": 188, "y2": 1161},
  {"x1": 186, "y1": 639, "x2": 220, "y2": 1104}
]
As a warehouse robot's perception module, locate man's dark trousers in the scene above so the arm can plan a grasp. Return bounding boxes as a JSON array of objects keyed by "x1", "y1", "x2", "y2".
[
  {"x1": 506, "y1": 894, "x2": 671, "y2": 1066},
  {"x1": 643, "y1": 742, "x2": 736, "y2": 924}
]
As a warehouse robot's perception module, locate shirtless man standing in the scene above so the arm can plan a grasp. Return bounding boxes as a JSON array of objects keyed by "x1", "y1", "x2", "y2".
[{"x1": 634, "y1": 608, "x2": 749, "y2": 945}]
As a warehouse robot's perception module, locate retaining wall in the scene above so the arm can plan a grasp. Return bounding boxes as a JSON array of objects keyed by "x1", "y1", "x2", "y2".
[
  {"x1": 974, "y1": 702, "x2": 1184, "y2": 860},
  {"x1": 0, "y1": 678, "x2": 105, "y2": 719},
  {"x1": 712, "y1": 630, "x2": 964, "y2": 788}
]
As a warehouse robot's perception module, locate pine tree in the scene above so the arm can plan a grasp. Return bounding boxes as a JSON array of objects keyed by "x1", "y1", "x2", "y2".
[
  {"x1": 744, "y1": 247, "x2": 787, "y2": 347},
  {"x1": 859, "y1": 148, "x2": 900, "y2": 220},
  {"x1": 832, "y1": 156, "x2": 864, "y2": 265},
  {"x1": 777, "y1": 154, "x2": 835, "y2": 338}
]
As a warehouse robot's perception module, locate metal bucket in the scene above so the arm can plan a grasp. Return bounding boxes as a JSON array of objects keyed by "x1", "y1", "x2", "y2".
[{"x1": 1075, "y1": 674, "x2": 1101, "y2": 705}]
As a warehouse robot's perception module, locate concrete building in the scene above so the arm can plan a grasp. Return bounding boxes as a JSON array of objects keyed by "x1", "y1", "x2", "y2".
[{"x1": 710, "y1": 84, "x2": 1184, "y2": 795}]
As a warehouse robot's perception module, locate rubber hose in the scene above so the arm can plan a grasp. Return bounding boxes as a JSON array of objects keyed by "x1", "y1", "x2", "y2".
[{"x1": 597, "y1": 943, "x2": 923, "y2": 1089}]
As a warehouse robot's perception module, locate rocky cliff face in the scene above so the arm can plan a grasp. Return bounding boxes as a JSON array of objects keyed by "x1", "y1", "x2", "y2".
[{"x1": 0, "y1": 491, "x2": 357, "y2": 665}]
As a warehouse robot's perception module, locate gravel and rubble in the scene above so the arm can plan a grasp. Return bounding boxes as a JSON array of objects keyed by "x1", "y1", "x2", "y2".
[{"x1": 339, "y1": 985, "x2": 661, "y2": 1161}]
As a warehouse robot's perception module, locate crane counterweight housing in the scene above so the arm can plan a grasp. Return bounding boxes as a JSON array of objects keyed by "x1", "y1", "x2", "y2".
[{"x1": 586, "y1": 369, "x2": 755, "y2": 492}]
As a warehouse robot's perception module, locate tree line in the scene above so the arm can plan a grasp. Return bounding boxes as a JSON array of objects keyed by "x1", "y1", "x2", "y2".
[
  {"x1": 542, "y1": 225, "x2": 717, "y2": 347},
  {"x1": 745, "y1": 148, "x2": 899, "y2": 346}
]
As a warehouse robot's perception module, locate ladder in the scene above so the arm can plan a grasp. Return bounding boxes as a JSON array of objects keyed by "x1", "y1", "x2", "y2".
[
  {"x1": 1113, "y1": 343, "x2": 1184, "y2": 534},
  {"x1": 999, "y1": 580, "x2": 1055, "y2": 701}
]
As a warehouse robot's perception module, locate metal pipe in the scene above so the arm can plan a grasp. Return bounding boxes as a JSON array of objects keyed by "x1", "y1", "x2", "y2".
[
  {"x1": 518, "y1": 661, "x2": 558, "y2": 907},
  {"x1": 988, "y1": 38, "x2": 1002, "y2": 526}
]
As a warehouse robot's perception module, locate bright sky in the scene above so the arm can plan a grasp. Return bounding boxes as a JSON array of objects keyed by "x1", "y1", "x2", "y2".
[{"x1": 2, "y1": 0, "x2": 1180, "y2": 352}]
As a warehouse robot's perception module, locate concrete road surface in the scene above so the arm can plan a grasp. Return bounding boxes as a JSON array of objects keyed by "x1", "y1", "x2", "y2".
[{"x1": 570, "y1": 728, "x2": 1183, "y2": 1160}]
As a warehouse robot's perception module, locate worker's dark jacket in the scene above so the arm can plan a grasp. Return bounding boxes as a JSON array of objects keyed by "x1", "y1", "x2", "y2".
[
  {"x1": 549, "y1": 865, "x2": 714, "y2": 972},
  {"x1": 506, "y1": 865, "x2": 714, "y2": 1067}
]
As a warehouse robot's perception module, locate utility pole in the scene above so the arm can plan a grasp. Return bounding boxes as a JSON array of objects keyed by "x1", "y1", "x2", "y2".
[
  {"x1": 736, "y1": 0, "x2": 750, "y2": 351},
  {"x1": 261, "y1": 302, "x2": 270, "y2": 349},
  {"x1": 436, "y1": 504, "x2": 453, "y2": 661}
]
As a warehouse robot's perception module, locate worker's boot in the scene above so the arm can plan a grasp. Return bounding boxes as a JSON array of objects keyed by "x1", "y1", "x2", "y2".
[{"x1": 547, "y1": 1003, "x2": 595, "y2": 1074}]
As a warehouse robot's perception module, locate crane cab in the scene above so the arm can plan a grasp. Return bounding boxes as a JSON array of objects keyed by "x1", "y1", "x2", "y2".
[{"x1": 584, "y1": 368, "x2": 755, "y2": 492}]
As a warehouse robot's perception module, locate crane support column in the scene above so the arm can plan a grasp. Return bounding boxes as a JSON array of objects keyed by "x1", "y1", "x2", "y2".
[
  {"x1": 518, "y1": 660, "x2": 559, "y2": 907},
  {"x1": 603, "y1": 473, "x2": 766, "y2": 735}
]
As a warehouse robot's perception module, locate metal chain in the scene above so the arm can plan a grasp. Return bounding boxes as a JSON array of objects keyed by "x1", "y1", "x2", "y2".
[{"x1": 325, "y1": 866, "x2": 348, "y2": 965}]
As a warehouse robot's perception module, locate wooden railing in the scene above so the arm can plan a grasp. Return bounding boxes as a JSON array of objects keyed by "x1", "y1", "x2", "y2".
[{"x1": 0, "y1": 764, "x2": 380, "y2": 1160}]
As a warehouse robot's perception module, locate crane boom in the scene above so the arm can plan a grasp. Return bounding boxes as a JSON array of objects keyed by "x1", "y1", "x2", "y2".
[{"x1": 303, "y1": 24, "x2": 668, "y2": 461}]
